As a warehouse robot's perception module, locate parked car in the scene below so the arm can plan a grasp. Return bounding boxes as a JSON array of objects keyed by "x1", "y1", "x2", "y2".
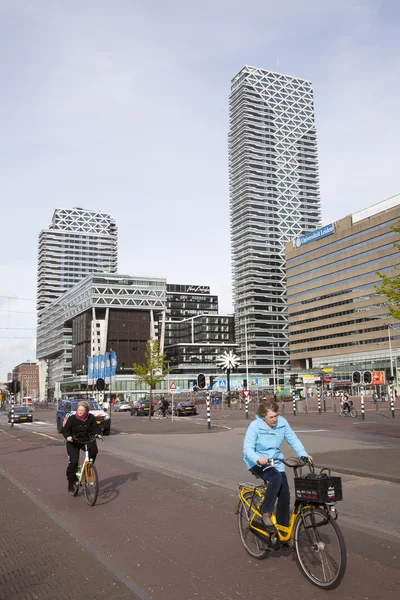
[
  {"x1": 56, "y1": 399, "x2": 111, "y2": 435},
  {"x1": 130, "y1": 400, "x2": 155, "y2": 416},
  {"x1": 8, "y1": 406, "x2": 33, "y2": 423},
  {"x1": 113, "y1": 401, "x2": 132, "y2": 412},
  {"x1": 173, "y1": 401, "x2": 197, "y2": 416}
]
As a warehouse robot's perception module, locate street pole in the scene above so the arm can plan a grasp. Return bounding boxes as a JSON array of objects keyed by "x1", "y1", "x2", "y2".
[
  {"x1": 227, "y1": 368, "x2": 231, "y2": 408},
  {"x1": 388, "y1": 325, "x2": 396, "y2": 406},
  {"x1": 10, "y1": 393, "x2": 14, "y2": 428},
  {"x1": 272, "y1": 343, "x2": 276, "y2": 395},
  {"x1": 360, "y1": 387, "x2": 365, "y2": 420},
  {"x1": 206, "y1": 391, "x2": 211, "y2": 430}
]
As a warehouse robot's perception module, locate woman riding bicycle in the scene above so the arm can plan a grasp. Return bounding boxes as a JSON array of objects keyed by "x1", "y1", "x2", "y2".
[
  {"x1": 63, "y1": 401, "x2": 102, "y2": 494},
  {"x1": 243, "y1": 398, "x2": 312, "y2": 530}
]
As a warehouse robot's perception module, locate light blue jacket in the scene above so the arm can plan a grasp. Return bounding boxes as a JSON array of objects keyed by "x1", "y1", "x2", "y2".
[{"x1": 243, "y1": 415, "x2": 307, "y2": 472}]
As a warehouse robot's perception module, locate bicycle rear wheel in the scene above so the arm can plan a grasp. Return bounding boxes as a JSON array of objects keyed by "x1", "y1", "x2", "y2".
[
  {"x1": 84, "y1": 463, "x2": 99, "y2": 506},
  {"x1": 237, "y1": 492, "x2": 269, "y2": 559},
  {"x1": 294, "y1": 507, "x2": 346, "y2": 589}
]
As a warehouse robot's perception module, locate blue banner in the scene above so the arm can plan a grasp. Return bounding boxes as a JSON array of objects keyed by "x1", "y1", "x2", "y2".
[
  {"x1": 111, "y1": 351, "x2": 117, "y2": 382},
  {"x1": 93, "y1": 355, "x2": 99, "y2": 381},
  {"x1": 88, "y1": 357, "x2": 94, "y2": 385},
  {"x1": 105, "y1": 352, "x2": 111, "y2": 384},
  {"x1": 99, "y1": 354, "x2": 105, "y2": 379},
  {"x1": 295, "y1": 223, "x2": 335, "y2": 248}
]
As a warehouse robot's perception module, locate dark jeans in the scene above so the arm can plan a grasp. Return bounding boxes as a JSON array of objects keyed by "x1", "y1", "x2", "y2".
[
  {"x1": 66, "y1": 441, "x2": 98, "y2": 485},
  {"x1": 250, "y1": 465, "x2": 290, "y2": 527}
]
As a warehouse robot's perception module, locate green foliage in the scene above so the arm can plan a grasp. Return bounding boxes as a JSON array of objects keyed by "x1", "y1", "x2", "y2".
[
  {"x1": 133, "y1": 339, "x2": 170, "y2": 389},
  {"x1": 376, "y1": 221, "x2": 400, "y2": 320}
]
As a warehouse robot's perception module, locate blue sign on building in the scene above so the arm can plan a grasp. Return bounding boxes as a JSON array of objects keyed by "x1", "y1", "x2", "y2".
[{"x1": 295, "y1": 223, "x2": 335, "y2": 248}]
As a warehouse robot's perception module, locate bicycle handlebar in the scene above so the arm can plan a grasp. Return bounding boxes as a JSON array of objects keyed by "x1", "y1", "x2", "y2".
[
  {"x1": 260, "y1": 456, "x2": 310, "y2": 470},
  {"x1": 70, "y1": 434, "x2": 102, "y2": 444}
]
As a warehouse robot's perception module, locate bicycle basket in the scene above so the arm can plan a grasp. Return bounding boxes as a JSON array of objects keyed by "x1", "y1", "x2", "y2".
[{"x1": 294, "y1": 473, "x2": 343, "y2": 503}]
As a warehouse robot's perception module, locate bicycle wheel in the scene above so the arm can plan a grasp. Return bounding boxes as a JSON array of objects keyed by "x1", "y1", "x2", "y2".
[
  {"x1": 350, "y1": 407, "x2": 357, "y2": 418},
  {"x1": 84, "y1": 463, "x2": 99, "y2": 506},
  {"x1": 237, "y1": 492, "x2": 269, "y2": 559},
  {"x1": 294, "y1": 507, "x2": 347, "y2": 589}
]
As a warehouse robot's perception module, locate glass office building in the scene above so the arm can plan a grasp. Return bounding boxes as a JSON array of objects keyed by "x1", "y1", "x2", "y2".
[{"x1": 229, "y1": 65, "x2": 321, "y2": 380}]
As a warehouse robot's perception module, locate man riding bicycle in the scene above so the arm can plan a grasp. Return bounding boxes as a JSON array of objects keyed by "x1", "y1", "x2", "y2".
[
  {"x1": 340, "y1": 394, "x2": 352, "y2": 415},
  {"x1": 63, "y1": 401, "x2": 102, "y2": 493}
]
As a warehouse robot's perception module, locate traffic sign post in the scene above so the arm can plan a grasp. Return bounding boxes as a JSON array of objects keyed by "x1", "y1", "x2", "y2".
[
  {"x1": 170, "y1": 382, "x2": 176, "y2": 422},
  {"x1": 243, "y1": 389, "x2": 250, "y2": 420}
]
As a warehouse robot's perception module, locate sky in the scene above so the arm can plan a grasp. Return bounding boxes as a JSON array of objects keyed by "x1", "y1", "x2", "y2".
[{"x1": 1, "y1": 0, "x2": 400, "y2": 380}]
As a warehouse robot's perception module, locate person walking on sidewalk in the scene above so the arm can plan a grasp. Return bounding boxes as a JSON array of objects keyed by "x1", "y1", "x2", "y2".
[
  {"x1": 243, "y1": 398, "x2": 312, "y2": 530},
  {"x1": 63, "y1": 401, "x2": 102, "y2": 493}
]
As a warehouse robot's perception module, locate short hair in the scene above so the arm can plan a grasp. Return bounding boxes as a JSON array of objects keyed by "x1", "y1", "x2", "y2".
[
  {"x1": 257, "y1": 398, "x2": 279, "y2": 417},
  {"x1": 77, "y1": 401, "x2": 90, "y2": 413}
]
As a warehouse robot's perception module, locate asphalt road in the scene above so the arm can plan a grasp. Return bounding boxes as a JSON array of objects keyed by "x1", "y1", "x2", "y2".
[{"x1": 1, "y1": 407, "x2": 400, "y2": 599}]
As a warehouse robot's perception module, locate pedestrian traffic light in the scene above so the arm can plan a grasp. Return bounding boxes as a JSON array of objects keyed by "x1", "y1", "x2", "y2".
[
  {"x1": 243, "y1": 379, "x2": 247, "y2": 389},
  {"x1": 352, "y1": 371, "x2": 361, "y2": 384},
  {"x1": 363, "y1": 371, "x2": 372, "y2": 384},
  {"x1": 197, "y1": 373, "x2": 206, "y2": 389},
  {"x1": 96, "y1": 378, "x2": 105, "y2": 391}
]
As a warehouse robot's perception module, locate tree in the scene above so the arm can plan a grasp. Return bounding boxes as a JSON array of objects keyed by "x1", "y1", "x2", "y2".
[
  {"x1": 133, "y1": 339, "x2": 170, "y2": 420},
  {"x1": 376, "y1": 221, "x2": 400, "y2": 320}
]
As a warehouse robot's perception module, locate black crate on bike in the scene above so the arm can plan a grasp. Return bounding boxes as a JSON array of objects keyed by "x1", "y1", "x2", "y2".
[{"x1": 294, "y1": 476, "x2": 343, "y2": 503}]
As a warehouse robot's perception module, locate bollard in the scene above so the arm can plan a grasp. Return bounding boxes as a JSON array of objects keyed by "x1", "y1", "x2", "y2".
[
  {"x1": 281, "y1": 400, "x2": 285, "y2": 415},
  {"x1": 390, "y1": 395, "x2": 395, "y2": 418},
  {"x1": 245, "y1": 399, "x2": 249, "y2": 420},
  {"x1": 361, "y1": 393, "x2": 365, "y2": 420},
  {"x1": 376, "y1": 399, "x2": 379, "y2": 411},
  {"x1": 206, "y1": 393, "x2": 211, "y2": 430},
  {"x1": 317, "y1": 391, "x2": 321, "y2": 415},
  {"x1": 333, "y1": 402, "x2": 336, "y2": 413},
  {"x1": 292, "y1": 390, "x2": 297, "y2": 416},
  {"x1": 323, "y1": 396, "x2": 326, "y2": 413},
  {"x1": 10, "y1": 394, "x2": 15, "y2": 428}
]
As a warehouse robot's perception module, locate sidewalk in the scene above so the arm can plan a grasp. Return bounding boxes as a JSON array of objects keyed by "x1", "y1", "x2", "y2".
[{"x1": 0, "y1": 473, "x2": 144, "y2": 600}]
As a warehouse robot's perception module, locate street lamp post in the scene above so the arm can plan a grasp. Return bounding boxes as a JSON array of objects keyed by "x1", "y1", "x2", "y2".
[{"x1": 272, "y1": 343, "x2": 276, "y2": 395}]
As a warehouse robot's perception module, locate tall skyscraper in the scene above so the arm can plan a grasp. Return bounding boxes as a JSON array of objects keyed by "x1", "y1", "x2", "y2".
[
  {"x1": 229, "y1": 66, "x2": 321, "y2": 380},
  {"x1": 36, "y1": 207, "x2": 117, "y2": 398},
  {"x1": 37, "y1": 207, "x2": 118, "y2": 319}
]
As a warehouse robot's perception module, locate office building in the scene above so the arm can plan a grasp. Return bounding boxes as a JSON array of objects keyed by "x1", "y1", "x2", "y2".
[
  {"x1": 37, "y1": 273, "x2": 167, "y2": 400},
  {"x1": 286, "y1": 194, "x2": 400, "y2": 383},
  {"x1": 37, "y1": 207, "x2": 118, "y2": 319},
  {"x1": 229, "y1": 65, "x2": 321, "y2": 382},
  {"x1": 162, "y1": 284, "x2": 236, "y2": 375}
]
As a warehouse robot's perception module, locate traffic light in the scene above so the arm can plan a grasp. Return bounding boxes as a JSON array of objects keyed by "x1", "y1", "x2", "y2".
[
  {"x1": 6, "y1": 380, "x2": 21, "y2": 394},
  {"x1": 315, "y1": 380, "x2": 322, "y2": 387},
  {"x1": 363, "y1": 371, "x2": 372, "y2": 384},
  {"x1": 290, "y1": 374, "x2": 297, "y2": 387},
  {"x1": 352, "y1": 371, "x2": 361, "y2": 384},
  {"x1": 243, "y1": 379, "x2": 248, "y2": 389},
  {"x1": 96, "y1": 378, "x2": 105, "y2": 391},
  {"x1": 197, "y1": 373, "x2": 206, "y2": 389}
]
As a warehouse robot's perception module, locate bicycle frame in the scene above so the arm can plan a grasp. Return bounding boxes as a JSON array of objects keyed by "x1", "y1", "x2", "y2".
[
  {"x1": 76, "y1": 444, "x2": 93, "y2": 486},
  {"x1": 237, "y1": 484, "x2": 314, "y2": 543}
]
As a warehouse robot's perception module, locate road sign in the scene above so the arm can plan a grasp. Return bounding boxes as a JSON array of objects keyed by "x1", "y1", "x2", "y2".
[
  {"x1": 243, "y1": 390, "x2": 250, "y2": 398},
  {"x1": 170, "y1": 382, "x2": 177, "y2": 393}
]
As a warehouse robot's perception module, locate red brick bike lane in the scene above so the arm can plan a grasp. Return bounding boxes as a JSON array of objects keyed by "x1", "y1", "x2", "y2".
[{"x1": 1, "y1": 426, "x2": 400, "y2": 600}]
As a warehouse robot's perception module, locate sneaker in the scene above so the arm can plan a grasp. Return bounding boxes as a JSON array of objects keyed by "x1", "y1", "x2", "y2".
[{"x1": 281, "y1": 542, "x2": 292, "y2": 555}]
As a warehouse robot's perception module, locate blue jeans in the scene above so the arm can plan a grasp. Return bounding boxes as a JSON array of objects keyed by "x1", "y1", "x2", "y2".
[{"x1": 250, "y1": 466, "x2": 290, "y2": 526}]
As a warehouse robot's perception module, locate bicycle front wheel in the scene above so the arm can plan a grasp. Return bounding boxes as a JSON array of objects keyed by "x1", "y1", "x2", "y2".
[
  {"x1": 350, "y1": 407, "x2": 357, "y2": 418},
  {"x1": 237, "y1": 492, "x2": 269, "y2": 559},
  {"x1": 294, "y1": 507, "x2": 346, "y2": 589},
  {"x1": 84, "y1": 463, "x2": 99, "y2": 506}
]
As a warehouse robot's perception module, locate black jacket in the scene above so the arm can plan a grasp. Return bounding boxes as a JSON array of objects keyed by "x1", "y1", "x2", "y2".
[{"x1": 62, "y1": 413, "x2": 101, "y2": 442}]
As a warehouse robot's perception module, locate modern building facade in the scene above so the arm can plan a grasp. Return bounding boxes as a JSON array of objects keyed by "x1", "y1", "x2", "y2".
[
  {"x1": 12, "y1": 361, "x2": 40, "y2": 399},
  {"x1": 286, "y1": 194, "x2": 400, "y2": 385},
  {"x1": 162, "y1": 284, "x2": 236, "y2": 375},
  {"x1": 37, "y1": 207, "x2": 118, "y2": 319},
  {"x1": 37, "y1": 273, "x2": 167, "y2": 400},
  {"x1": 229, "y1": 65, "x2": 321, "y2": 382}
]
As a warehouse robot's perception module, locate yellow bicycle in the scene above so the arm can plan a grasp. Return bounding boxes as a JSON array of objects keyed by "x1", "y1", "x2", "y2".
[{"x1": 236, "y1": 457, "x2": 346, "y2": 589}]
